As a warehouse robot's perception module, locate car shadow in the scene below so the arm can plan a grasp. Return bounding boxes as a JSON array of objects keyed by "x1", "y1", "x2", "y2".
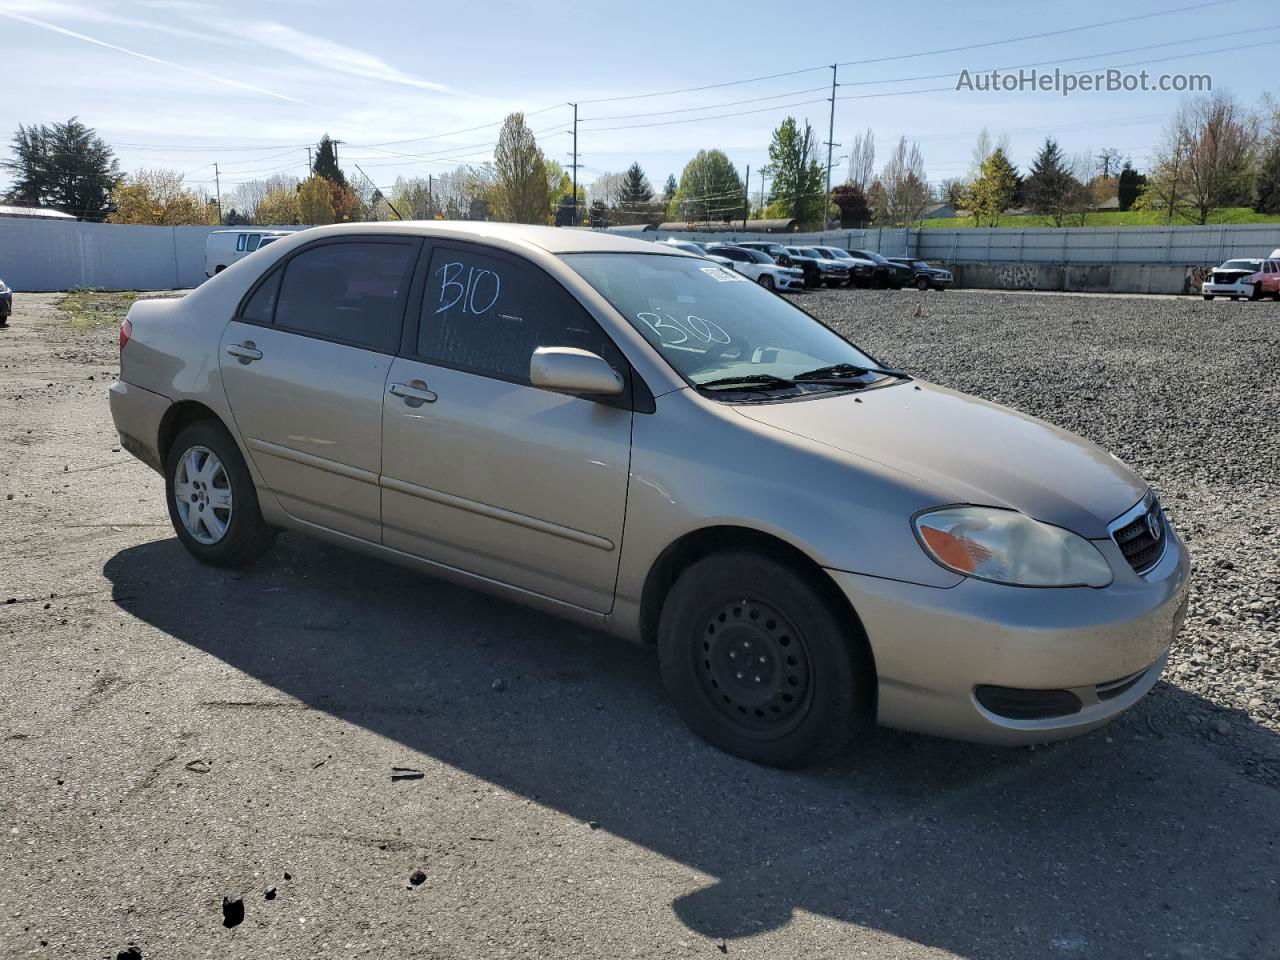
[{"x1": 104, "y1": 534, "x2": 1279, "y2": 958}]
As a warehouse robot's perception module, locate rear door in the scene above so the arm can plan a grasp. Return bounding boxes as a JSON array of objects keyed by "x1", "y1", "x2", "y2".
[
  {"x1": 380, "y1": 241, "x2": 634, "y2": 613},
  {"x1": 219, "y1": 236, "x2": 421, "y2": 542}
]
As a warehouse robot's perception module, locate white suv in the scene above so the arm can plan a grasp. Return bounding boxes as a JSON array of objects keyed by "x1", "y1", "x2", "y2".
[{"x1": 707, "y1": 244, "x2": 806, "y2": 291}]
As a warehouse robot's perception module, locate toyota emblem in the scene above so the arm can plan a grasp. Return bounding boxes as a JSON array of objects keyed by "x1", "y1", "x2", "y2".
[{"x1": 1145, "y1": 508, "x2": 1163, "y2": 541}]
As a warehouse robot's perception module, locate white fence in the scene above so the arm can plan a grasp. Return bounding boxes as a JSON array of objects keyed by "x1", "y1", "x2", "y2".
[{"x1": 3, "y1": 217, "x2": 1280, "y2": 292}]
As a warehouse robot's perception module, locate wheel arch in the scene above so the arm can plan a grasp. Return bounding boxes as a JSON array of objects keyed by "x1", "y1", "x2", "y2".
[
  {"x1": 157, "y1": 400, "x2": 230, "y2": 465},
  {"x1": 638, "y1": 524, "x2": 874, "y2": 663}
]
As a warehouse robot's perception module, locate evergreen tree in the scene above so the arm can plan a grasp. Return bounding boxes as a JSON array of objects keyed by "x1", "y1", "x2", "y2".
[
  {"x1": 1025, "y1": 138, "x2": 1080, "y2": 227},
  {"x1": 1117, "y1": 161, "x2": 1147, "y2": 211},
  {"x1": 662, "y1": 173, "x2": 678, "y2": 205},
  {"x1": 2, "y1": 117, "x2": 120, "y2": 220},
  {"x1": 619, "y1": 162, "x2": 653, "y2": 205},
  {"x1": 312, "y1": 134, "x2": 346, "y2": 187},
  {"x1": 966, "y1": 147, "x2": 1019, "y2": 227}
]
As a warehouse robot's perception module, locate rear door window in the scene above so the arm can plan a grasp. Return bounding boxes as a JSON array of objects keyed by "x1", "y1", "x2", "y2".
[
  {"x1": 273, "y1": 240, "x2": 419, "y2": 352},
  {"x1": 245, "y1": 234, "x2": 262, "y2": 253},
  {"x1": 236, "y1": 234, "x2": 247, "y2": 252}
]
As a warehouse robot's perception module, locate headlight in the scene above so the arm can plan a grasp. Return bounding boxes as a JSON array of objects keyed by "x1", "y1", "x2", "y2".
[
  {"x1": 0, "y1": 279, "x2": 8, "y2": 293},
  {"x1": 913, "y1": 506, "x2": 1112, "y2": 587}
]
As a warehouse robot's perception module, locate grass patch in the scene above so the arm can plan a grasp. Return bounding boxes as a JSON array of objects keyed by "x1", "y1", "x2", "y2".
[
  {"x1": 919, "y1": 208, "x2": 1280, "y2": 229},
  {"x1": 58, "y1": 290, "x2": 162, "y2": 331}
]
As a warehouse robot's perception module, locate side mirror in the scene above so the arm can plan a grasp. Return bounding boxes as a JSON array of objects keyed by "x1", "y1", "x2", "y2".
[{"x1": 530, "y1": 347, "x2": 624, "y2": 397}]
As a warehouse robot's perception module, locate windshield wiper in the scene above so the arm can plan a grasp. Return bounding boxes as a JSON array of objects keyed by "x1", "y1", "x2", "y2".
[
  {"x1": 792, "y1": 362, "x2": 911, "y2": 382},
  {"x1": 696, "y1": 373, "x2": 797, "y2": 392}
]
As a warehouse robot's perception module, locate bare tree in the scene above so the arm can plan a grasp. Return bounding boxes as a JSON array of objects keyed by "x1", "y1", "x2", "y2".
[
  {"x1": 1096, "y1": 147, "x2": 1123, "y2": 178},
  {"x1": 588, "y1": 171, "x2": 625, "y2": 211},
  {"x1": 936, "y1": 177, "x2": 968, "y2": 209},
  {"x1": 846, "y1": 128, "x2": 875, "y2": 190},
  {"x1": 1141, "y1": 93, "x2": 1258, "y2": 223},
  {"x1": 873, "y1": 136, "x2": 931, "y2": 226},
  {"x1": 228, "y1": 173, "x2": 299, "y2": 222}
]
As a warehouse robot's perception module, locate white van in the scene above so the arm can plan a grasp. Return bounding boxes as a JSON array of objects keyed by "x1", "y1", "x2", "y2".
[
  {"x1": 1271, "y1": 248, "x2": 1280, "y2": 260},
  {"x1": 205, "y1": 229, "x2": 299, "y2": 278}
]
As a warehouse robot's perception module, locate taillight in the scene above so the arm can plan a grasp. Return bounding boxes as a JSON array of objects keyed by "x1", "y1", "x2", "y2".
[{"x1": 119, "y1": 316, "x2": 132, "y2": 351}]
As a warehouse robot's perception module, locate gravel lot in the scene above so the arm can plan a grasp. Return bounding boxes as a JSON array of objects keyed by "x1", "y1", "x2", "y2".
[{"x1": 2, "y1": 288, "x2": 1279, "y2": 960}]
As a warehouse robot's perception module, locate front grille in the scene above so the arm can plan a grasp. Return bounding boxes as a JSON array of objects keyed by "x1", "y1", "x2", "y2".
[{"x1": 1113, "y1": 501, "x2": 1165, "y2": 573}]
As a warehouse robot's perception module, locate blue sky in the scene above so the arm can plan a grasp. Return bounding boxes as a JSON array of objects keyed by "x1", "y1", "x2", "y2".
[{"x1": 0, "y1": 0, "x2": 1272, "y2": 204}]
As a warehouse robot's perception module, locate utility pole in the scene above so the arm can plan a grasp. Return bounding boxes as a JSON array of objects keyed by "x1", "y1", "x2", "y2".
[
  {"x1": 743, "y1": 164, "x2": 749, "y2": 230},
  {"x1": 307, "y1": 146, "x2": 313, "y2": 176},
  {"x1": 213, "y1": 162, "x2": 222, "y2": 225},
  {"x1": 428, "y1": 174, "x2": 434, "y2": 218},
  {"x1": 824, "y1": 63, "x2": 838, "y2": 232},
  {"x1": 569, "y1": 102, "x2": 580, "y2": 226}
]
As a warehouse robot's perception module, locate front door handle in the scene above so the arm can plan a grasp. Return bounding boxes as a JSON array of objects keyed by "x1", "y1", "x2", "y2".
[
  {"x1": 389, "y1": 379, "x2": 437, "y2": 407},
  {"x1": 226, "y1": 342, "x2": 263, "y2": 363}
]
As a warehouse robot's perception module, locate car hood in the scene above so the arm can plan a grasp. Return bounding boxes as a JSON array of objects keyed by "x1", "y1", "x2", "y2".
[{"x1": 733, "y1": 381, "x2": 1146, "y2": 537}]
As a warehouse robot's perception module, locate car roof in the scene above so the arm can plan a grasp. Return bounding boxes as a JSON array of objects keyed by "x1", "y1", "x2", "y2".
[{"x1": 279, "y1": 220, "x2": 667, "y2": 255}]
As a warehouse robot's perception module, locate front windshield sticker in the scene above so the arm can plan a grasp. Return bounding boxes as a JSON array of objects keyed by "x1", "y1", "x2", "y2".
[{"x1": 699, "y1": 266, "x2": 748, "y2": 283}]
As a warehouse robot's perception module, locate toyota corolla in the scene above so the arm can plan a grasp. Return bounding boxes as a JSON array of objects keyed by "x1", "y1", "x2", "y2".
[{"x1": 109, "y1": 222, "x2": 1190, "y2": 768}]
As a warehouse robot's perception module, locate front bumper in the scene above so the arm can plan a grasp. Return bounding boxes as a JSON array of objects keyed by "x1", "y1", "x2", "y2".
[
  {"x1": 777, "y1": 273, "x2": 805, "y2": 290},
  {"x1": 827, "y1": 525, "x2": 1191, "y2": 745},
  {"x1": 1202, "y1": 281, "x2": 1253, "y2": 296},
  {"x1": 109, "y1": 380, "x2": 171, "y2": 474}
]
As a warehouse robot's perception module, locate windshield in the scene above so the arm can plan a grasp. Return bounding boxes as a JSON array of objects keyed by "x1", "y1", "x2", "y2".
[
  {"x1": 719, "y1": 246, "x2": 772, "y2": 264},
  {"x1": 796, "y1": 247, "x2": 822, "y2": 258},
  {"x1": 824, "y1": 248, "x2": 854, "y2": 259},
  {"x1": 562, "y1": 253, "x2": 883, "y2": 397},
  {"x1": 855, "y1": 250, "x2": 890, "y2": 264},
  {"x1": 1221, "y1": 260, "x2": 1259, "y2": 271}
]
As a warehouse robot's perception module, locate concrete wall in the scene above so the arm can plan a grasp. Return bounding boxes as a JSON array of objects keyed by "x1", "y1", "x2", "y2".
[{"x1": 945, "y1": 262, "x2": 1204, "y2": 295}]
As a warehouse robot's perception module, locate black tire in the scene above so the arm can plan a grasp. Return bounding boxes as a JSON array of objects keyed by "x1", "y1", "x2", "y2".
[
  {"x1": 165, "y1": 419, "x2": 275, "y2": 567},
  {"x1": 658, "y1": 550, "x2": 873, "y2": 768},
  {"x1": 1230, "y1": 296, "x2": 1239, "y2": 301},
  {"x1": 916, "y1": 276, "x2": 930, "y2": 291},
  {"x1": 1203, "y1": 294, "x2": 1214, "y2": 300},
  {"x1": 1249, "y1": 283, "x2": 1261, "y2": 301},
  {"x1": 758, "y1": 274, "x2": 775, "y2": 291}
]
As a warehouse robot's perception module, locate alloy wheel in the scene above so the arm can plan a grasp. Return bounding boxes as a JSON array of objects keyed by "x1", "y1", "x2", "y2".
[{"x1": 173, "y1": 445, "x2": 233, "y2": 545}]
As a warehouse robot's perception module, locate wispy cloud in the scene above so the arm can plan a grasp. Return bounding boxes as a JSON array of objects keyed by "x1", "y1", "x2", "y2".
[
  {"x1": 0, "y1": 8, "x2": 307, "y2": 103},
  {"x1": 236, "y1": 20, "x2": 453, "y2": 93}
]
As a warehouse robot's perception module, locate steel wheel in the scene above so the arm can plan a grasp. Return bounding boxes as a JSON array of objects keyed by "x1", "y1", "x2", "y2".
[
  {"x1": 696, "y1": 597, "x2": 812, "y2": 735},
  {"x1": 172, "y1": 445, "x2": 233, "y2": 545}
]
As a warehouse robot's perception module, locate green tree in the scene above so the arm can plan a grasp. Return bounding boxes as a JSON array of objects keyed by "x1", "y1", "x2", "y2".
[
  {"x1": 1025, "y1": 138, "x2": 1081, "y2": 227},
  {"x1": 619, "y1": 162, "x2": 653, "y2": 204},
  {"x1": 1255, "y1": 140, "x2": 1280, "y2": 214},
  {"x1": 2, "y1": 117, "x2": 120, "y2": 220},
  {"x1": 670, "y1": 149, "x2": 744, "y2": 223},
  {"x1": 108, "y1": 169, "x2": 213, "y2": 225},
  {"x1": 662, "y1": 173, "x2": 678, "y2": 206},
  {"x1": 256, "y1": 187, "x2": 300, "y2": 225},
  {"x1": 298, "y1": 175, "x2": 335, "y2": 224},
  {"x1": 966, "y1": 147, "x2": 1019, "y2": 227},
  {"x1": 761, "y1": 117, "x2": 825, "y2": 224},
  {"x1": 312, "y1": 134, "x2": 346, "y2": 187},
  {"x1": 491, "y1": 113, "x2": 551, "y2": 224}
]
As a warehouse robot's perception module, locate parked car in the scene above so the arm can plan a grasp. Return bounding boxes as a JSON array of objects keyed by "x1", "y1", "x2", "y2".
[
  {"x1": 110, "y1": 222, "x2": 1189, "y2": 768},
  {"x1": 0, "y1": 276, "x2": 11, "y2": 327},
  {"x1": 735, "y1": 240, "x2": 799, "y2": 269},
  {"x1": 887, "y1": 257, "x2": 954, "y2": 291},
  {"x1": 848, "y1": 249, "x2": 912, "y2": 289},
  {"x1": 704, "y1": 244, "x2": 805, "y2": 291},
  {"x1": 205, "y1": 229, "x2": 300, "y2": 278},
  {"x1": 1200, "y1": 258, "x2": 1277, "y2": 301},
  {"x1": 785, "y1": 246, "x2": 850, "y2": 288},
  {"x1": 811, "y1": 247, "x2": 877, "y2": 286},
  {"x1": 658, "y1": 238, "x2": 735, "y2": 269}
]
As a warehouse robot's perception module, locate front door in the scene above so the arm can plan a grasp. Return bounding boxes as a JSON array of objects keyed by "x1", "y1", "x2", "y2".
[
  {"x1": 219, "y1": 237, "x2": 420, "y2": 542},
  {"x1": 380, "y1": 241, "x2": 634, "y2": 613}
]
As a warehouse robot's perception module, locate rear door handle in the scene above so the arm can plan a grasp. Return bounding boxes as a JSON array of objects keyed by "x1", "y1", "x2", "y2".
[
  {"x1": 226, "y1": 343, "x2": 263, "y2": 363},
  {"x1": 389, "y1": 380, "x2": 437, "y2": 406}
]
